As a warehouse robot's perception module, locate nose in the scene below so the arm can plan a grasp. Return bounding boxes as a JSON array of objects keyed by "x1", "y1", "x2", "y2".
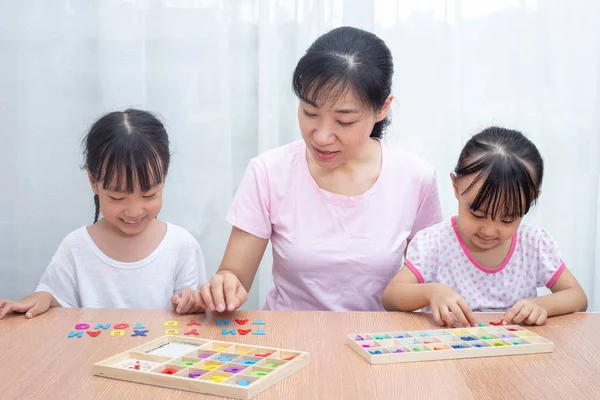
[
  {"x1": 123, "y1": 201, "x2": 144, "y2": 218},
  {"x1": 313, "y1": 121, "x2": 336, "y2": 146},
  {"x1": 479, "y1": 220, "x2": 497, "y2": 238}
]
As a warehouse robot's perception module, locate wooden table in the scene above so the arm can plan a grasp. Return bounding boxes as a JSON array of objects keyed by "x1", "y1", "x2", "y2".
[{"x1": 0, "y1": 309, "x2": 598, "y2": 400}]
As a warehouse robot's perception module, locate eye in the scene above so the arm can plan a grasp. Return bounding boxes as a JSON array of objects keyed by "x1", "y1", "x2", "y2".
[
  {"x1": 143, "y1": 192, "x2": 158, "y2": 199},
  {"x1": 470, "y1": 211, "x2": 485, "y2": 219},
  {"x1": 337, "y1": 120, "x2": 357, "y2": 126},
  {"x1": 501, "y1": 218, "x2": 517, "y2": 224},
  {"x1": 302, "y1": 109, "x2": 317, "y2": 117},
  {"x1": 108, "y1": 196, "x2": 124, "y2": 201}
]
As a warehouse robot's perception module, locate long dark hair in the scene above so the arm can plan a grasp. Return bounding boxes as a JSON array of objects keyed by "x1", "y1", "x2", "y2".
[
  {"x1": 292, "y1": 26, "x2": 394, "y2": 139},
  {"x1": 454, "y1": 127, "x2": 544, "y2": 219},
  {"x1": 82, "y1": 109, "x2": 170, "y2": 223}
]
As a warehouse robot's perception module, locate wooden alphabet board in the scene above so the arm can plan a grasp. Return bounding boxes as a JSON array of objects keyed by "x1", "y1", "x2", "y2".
[
  {"x1": 348, "y1": 325, "x2": 553, "y2": 364},
  {"x1": 93, "y1": 335, "x2": 309, "y2": 399}
]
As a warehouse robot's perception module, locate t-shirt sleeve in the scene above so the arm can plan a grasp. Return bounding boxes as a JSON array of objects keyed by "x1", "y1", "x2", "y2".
[
  {"x1": 531, "y1": 227, "x2": 566, "y2": 288},
  {"x1": 173, "y1": 241, "x2": 207, "y2": 294},
  {"x1": 404, "y1": 229, "x2": 439, "y2": 284},
  {"x1": 410, "y1": 171, "x2": 444, "y2": 239},
  {"x1": 225, "y1": 158, "x2": 272, "y2": 239},
  {"x1": 35, "y1": 238, "x2": 80, "y2": 308}
]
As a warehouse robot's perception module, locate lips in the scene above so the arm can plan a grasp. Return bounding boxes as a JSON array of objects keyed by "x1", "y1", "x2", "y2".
[
  {"x1": 121, "y1": 216, "x2": 146, "y2": 225},
  {"x1": 312, "y1": 145, "x2": 339, "y2": 160},
  {"x1": 476, "y1": 234, "x2": 497, "y2": 243}
]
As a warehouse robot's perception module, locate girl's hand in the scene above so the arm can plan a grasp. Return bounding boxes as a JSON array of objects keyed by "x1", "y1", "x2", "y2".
[
  {"x1": 502, "y1": 299, "x2": 548, "y2": 325},
  {"x1": 427, "y1": 284, "x2": 477, "y2": 327},
  {"x1": 0, "y1": 292, "x2": 54, "y2": 319},
  {"x1": 199, "y1": 271, "x2": 248, "y2": 312},
  {"x1": 171, "y1": 288, "x2": 205, "y2": 314}
]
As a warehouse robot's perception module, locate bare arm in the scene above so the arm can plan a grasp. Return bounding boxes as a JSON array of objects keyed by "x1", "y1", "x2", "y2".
[
  {"x1": 534, "y1": 268, "x2": 588, "y2": 315},
  {"x1": 383, "y1": 265, "x2": 477, "y2": 327},
  {"x1": 382, "y1": 266, "x2": 430, "y2": 312},
  {"x1": 218, "y1": 226, "x2": 269, "y2": 291},
  {"x1": 197, "y1": 226, "x2": 269, "y2": 312}
]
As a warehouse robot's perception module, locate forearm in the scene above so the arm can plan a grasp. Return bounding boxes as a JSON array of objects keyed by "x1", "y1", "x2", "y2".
[
  {"x1": 34, "y1": 291, "x2": 61, "y2": 308},
  {"x1": 531, "y1": 288, "x2": 588, "y2": 317},
  {"x1": 216, "y1": 267, "x2": 257, "y2": 293},
  {"x1": 216, "y1": 227, "x2": 268, "y2": 292},
  {"x1": 383, "y1": 282, "x2": 436, "y2": 311}
]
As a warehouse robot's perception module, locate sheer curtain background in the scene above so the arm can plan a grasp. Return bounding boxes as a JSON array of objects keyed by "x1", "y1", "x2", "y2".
[{"x1": 1, "y1": 0, "x2": 598, "y2": 310}]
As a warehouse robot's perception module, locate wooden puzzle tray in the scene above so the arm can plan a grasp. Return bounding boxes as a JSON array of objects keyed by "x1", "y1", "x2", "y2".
[
  {"x1": 93, "y1": 335, "x2": 309, "y2": 399},
  {"x1": 347, "y1": 325, "x2": 553, "y2": 364}
]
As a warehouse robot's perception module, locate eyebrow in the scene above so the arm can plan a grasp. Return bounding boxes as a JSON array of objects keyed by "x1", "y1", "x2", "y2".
[
  {"x1": 333, "y1": 108, "x2": 360, "y2": 114},
  {"x1": 105, "y1": 187, "x2": 127, "y2": 194},
  {"x1": 301, "y1": 99, "x2": 318, "y2": 107},
  {"x1": 468, "y1": 203, "x2": 520, "y2": 219},
  {"x1": 104, "y1": 183, "x2": 160, "y2": 193}
]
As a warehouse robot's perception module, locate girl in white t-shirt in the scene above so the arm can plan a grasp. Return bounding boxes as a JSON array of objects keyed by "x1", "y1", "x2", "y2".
[
  {"x1": 383, "y1": 127, "x2": 587, "y2": 326},
  {"x1": 0, "y1": 109, "x2": 207, "y2": 318}
]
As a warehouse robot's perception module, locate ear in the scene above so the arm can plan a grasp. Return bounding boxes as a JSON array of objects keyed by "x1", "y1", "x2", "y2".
[
  {"x1": 450, "y1": 172, "x2": 460, "y2": 200},
  {"x1": 86, "y1": 168, "x2": 99, "y2": 195},
  {"x1": 375, "y1": 95, "x2": 393, "y2": 123},
  {"x1": 536, "y1": 190, "x2": 542, "y2": 200}
]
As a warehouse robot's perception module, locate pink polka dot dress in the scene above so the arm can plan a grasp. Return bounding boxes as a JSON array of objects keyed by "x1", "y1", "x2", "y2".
[{"x1": 405, "y1": 217, "x2": 565, "y2": 311}]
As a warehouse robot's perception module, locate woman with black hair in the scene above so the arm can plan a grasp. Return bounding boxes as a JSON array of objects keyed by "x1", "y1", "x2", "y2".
[{"x1": 196, "y1": 26, "x2": 443, "y2": 312}]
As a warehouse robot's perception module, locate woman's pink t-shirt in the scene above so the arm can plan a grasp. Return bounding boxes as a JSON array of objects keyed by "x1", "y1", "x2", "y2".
[{"x1": 227, "y1": 139, "x2": 443, "y2": 311}]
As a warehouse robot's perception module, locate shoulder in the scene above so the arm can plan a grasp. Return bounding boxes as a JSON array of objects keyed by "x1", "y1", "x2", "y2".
[
  {"x1": 249, "y1": 140, "x2": 304, "y2": 173},
  {"x1": 517, "y1": 221, "x2": 560, "y2": 251},
  {"x1": 56, "y1": 226, "x2": 90, "y2": 251},
  {"x1": 47, "y1": 226, "x2": 93, "y2": 268},
  {"x1": 382, "y1": 142, "x2": 437, "y2": 188},
  {"x1": 164, "y1": 223, "x2": 201, "y2": 248},
  {"x1": 384, "y1": 142, "x2": 436, "y2": 176},
  {"x1": 411, "y1": 219, "x2": 452, "y2": 243}
]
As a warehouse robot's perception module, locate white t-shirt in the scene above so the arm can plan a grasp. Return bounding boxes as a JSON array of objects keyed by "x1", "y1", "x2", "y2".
[{"x1": 36, "y1": 222, "x2": 207, "y2": 308}]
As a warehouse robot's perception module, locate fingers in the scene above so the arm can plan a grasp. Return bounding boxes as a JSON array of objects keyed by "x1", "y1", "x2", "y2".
[
  {"x1": 195, "y1": 290, "x2": 209, "y2": 310},
  {"x1": 448, "y1": 302, "x2": 469, "y2": 328},
  {"x1": 535, "y1": 310, "x2": 548, "y2": 326},
  {"x1": 502, "y1": 302, "x2": 522, "y2": 325},
  {"x1": 511, "y1": 303, "x2": 532, "y2": 325},
  {"x1": 25, "y1": 301, "x2": 49, "y2": 319},
  {"x1": 210, "y1": 278, "x2": 226, "y2": 313},
  {"x1": 235, "y1": 286, "x2": 248, "y2": 309},
  {"x1": 170, "y1": 295, "x2": 180, "y2": 309},
  {"x1": 175, "y1": 289, "x2": 196, "y2": 314},
  {"x1": 432, "y1": 305, "x2": 444, "y2": 326},
  {"x1": 222, "y1": 274, "x2": 240, "y2": 312},
  {"x1": 199, "y1": 283, "x2": 215, "y2": 311},
  {"x1": 524, "y1": 307, "x2": 541, "y2": 325},
  {"x1": 439, "y1": 304, "x2": 456, "y2": 327},
  {"x1": 0, "y1": 302, "x2": 14, "y2": 319},
  {"x1": 197, "y1": 273, "x2": 246, "y2": 313},
  {"x1": 0, "y1": 301, "x2": 30, "y2": 319},
  {"x1": 457, "y1": 298, "x2": 477, "y2": 326}
]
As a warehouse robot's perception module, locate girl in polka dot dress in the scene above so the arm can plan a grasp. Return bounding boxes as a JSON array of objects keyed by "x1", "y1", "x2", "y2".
[{"x1": 382, "y1": 127, "x2": 587, "y2": 327}]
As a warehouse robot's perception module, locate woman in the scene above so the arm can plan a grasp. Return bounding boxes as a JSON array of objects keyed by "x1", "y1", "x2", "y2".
[{"x1": 196, "y1": 26, "x2": 443, "y2": 312}]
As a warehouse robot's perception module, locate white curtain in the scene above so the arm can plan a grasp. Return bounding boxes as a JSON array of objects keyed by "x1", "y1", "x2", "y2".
[{"x1": 1, "y1": 0, "x2": 598, "y2": 310}]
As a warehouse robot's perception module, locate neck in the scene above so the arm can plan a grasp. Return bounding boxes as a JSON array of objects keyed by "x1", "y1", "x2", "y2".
[
  {"x1": 311, "y1": 137, "x2": 381, "y2": 175},
  {"x1": 97, "y1": 217, "x2": 160, "y2": 239}
]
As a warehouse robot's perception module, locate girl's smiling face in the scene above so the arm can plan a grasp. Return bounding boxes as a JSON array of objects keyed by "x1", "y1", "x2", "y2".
[
  {"x1": 89, "y1": 170, "x2": 165, "y2": 236},
  {"x1": 452, "y1": 173, "x2": 524, "y2": 251}
]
